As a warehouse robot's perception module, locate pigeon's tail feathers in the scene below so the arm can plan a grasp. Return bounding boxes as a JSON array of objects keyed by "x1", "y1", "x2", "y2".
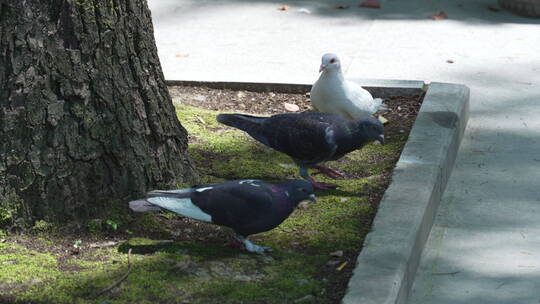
[
  {"x1": 373, "y1": 98, "x2": 387, "y2": 111},
  {"x1": 129, "y1": 200, "x2": 163, "y2": 212},
  {"x1": 217, "y1": 113, "x2": 265, "y2": 131},
  {"x1": 146, "y1": 196, "x2": 212, "y2": 222},
  {"x1": 217, "y1": 114, "x2": 270, "y2": 145}
]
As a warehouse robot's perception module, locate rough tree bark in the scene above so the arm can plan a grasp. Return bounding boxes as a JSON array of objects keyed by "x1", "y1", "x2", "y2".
[{"x1": 0, "y1": 0, "x2": 198, "y2": 224}]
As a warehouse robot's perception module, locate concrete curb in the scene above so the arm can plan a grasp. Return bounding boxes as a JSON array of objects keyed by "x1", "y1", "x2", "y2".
[
  {"x1": 165, "y1": 79, "x2": 469, "y2": 304},
  {"x1": 165, "y1": 79, "x2": 427, "y2": 98},
  {"x1": 341, "y1": 82, "x2": 470, "y2": 304}
]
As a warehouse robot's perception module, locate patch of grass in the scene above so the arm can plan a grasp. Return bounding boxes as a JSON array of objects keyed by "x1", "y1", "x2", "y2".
[{"x1": 1, "y1": 102, "x2": 408, "y2": 304}]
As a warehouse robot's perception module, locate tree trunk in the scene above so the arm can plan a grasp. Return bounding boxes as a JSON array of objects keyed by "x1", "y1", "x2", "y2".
[{"x1": 0, "y1": 0, "x2": 198, "y2": 225}]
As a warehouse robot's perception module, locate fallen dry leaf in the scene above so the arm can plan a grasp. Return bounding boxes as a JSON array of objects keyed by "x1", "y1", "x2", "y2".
[
  {"x1": 336, "y1": 261, "x2": 348, "y2": 271},
  {"x1": 430, "y1": 11, "x2": 448, "y2": 20},
  {"x1": 283, "y1": 102, "x2": 300, "y2": 112},
  {"x1": 358, "y1": 0, "x2": 380, "y2": 9},
  {"x1": 175, "y1": 53, "x2": 189, "y2": 58},
  {"x1": 277, "y1": 5, "x2": 289, "y2": 11},
  {"x1": 331, "y1": 4, "x2": 349, "y2": 9},
  {"x1": 378, "y1": 115, "x2": 388, "y2": 124}
]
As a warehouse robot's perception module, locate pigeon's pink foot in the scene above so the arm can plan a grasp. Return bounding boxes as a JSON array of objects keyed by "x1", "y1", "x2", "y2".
[
  {"x1": 313, "y1": 165, "x2": 345, "y2": 179},
  {"x1": 307, "y1": 177, "x2": 339, "y2": 190}
]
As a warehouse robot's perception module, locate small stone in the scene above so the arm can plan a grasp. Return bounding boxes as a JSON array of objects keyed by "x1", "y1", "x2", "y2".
[
  {"x1": 294, "y1": 295, "x2": 314, "y2": 303},
  {"x1": 208, "y1": 261, "x2": 229, "y2": 277},
  {"x1": 111, "y1": 258, "x2": 120, "y2": 264},
  {"x1": 284, "y1": 102, "x2": 300, "y2": 112},
  {"x1": 327, "y1": 260, "x2": 341, "y2": 266},
  {"x1": 233, "y1": 274, "x2": 254, "y2": 282},
  {"x1": 278, "y1": 163, "x2": 295, "y2": 169},
  {"x1": 258, "y1": 255, "x2": 275, "y2": 263},
  {"x1": 399, "y1": 129, "x2": 405, "y2": 133},
  {"x1": 174, "y1": 259, "x2": 193, "y2": 272},
  {"x1": 184, "y1": 228, "x2": 193, "y2": 233},
  {"x1": 28, "y1": 278, "x2": 42, "y2": 284},
  {"x1": 269, "y1": 92, "x2": 276, "y2": 97},
  {"x1": 298, "y1": 279, "x2": 309, "y2": 286},
  {"x1": 236, "y1": 91, "x2": 246, "y2": 98},
  {"x1": 193, "y1": 268, "x2": 212, "y2": 280},
  {"x1": 340, "y1": 198, "x2": 349, "y2": 202},
  {"x1": 330, "y1": 250, "x2": 344, "y2": 257},
  {"x1": 297, "y1": 201, "x2": 311, "y2": 210},
  {"x1": 136, "y1": 257, "x2": 144, "y2": 261},
  {"x1": 0, "y1": 239, "x2": 5, "y2": 243}
]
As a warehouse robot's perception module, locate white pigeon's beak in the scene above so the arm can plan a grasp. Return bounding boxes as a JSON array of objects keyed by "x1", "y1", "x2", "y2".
[
  {"x1": 319, "y1": 64, "x2": 326, "y2": 72},
  {"x1": 308, "y1": 194, "x2": 316, "y2": 204},
  {"x1": 377, "y1": 134, "x2": 385, "y2": 145}
]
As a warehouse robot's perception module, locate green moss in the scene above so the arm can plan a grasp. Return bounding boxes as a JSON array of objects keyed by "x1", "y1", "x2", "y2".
[
  {"x1": 0, "y1": 186, "x2": 23, "y2": 227},
  {"x1": 32, "y1": 220, "x2": 54, "y2": 232},
  {"x1": 2, "y1": 101, "x2": 408, "y2": 303}
]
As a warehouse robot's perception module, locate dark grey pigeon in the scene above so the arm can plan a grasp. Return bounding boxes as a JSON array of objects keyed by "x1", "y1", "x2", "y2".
[
  {"x1": 129, "y1": 179, "x2": 315, "y2": 254},
  {"x1": 217, "y1": 112, "x2": 384, "y2": 189}
]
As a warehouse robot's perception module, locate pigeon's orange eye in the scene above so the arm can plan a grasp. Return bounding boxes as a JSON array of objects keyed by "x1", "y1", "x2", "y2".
[
  {"x1": 300, "y1": 188, "x2": 308, "y2": 193},
  {"x1": 329, "y1": 58, "x2": 336, "y2": 64}
]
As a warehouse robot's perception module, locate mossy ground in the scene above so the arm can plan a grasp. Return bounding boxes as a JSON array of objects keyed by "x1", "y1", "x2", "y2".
[{"x1": 0, "y1": 90, "x2": 418, "y2": 304}]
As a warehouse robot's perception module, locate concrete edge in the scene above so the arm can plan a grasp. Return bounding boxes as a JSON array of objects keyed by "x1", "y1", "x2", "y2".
[
  {"x1": 341, "y1": 82, "x2": 470, "y2": 304},
  {"x1": 165, "y1": 79, "x2": 427, "y2": 98}
]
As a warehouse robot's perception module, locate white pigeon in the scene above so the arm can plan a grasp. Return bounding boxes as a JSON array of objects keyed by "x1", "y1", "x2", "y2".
[{"x1": 310, "y1": 53, "x2": 387, "y2": 120}]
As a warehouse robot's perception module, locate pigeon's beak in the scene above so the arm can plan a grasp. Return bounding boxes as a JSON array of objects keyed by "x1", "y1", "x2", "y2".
[
  {"x1": 308, "y1": 194, "x2": 316, "y2": 204},
  {"x1": 319, "y1": 64, "x2": 326, "y2": 72},
  {"x1": 377, "y1": 134, "x2": 385, "y2": 145}
]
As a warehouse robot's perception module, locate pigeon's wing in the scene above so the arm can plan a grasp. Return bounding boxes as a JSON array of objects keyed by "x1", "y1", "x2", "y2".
[
  {"x1": 191, "y1": 180, "x2": 274, "y2": 229},
  {"x1": 261, "y1": 113, "x2": 339, "y2": 163},
  {"x1": 342, "y1": 80, "x2": 377, "y2": 117}
]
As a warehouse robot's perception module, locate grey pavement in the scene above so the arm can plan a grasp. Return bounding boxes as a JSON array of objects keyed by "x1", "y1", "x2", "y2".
[{"x1": 148, "y1": 0, "x2": 540, "y2": 303}]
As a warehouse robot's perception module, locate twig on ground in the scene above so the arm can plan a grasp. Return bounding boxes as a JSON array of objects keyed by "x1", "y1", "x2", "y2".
[{"x1": 94, "y1": 248, "x2": 133, "y2": 297}]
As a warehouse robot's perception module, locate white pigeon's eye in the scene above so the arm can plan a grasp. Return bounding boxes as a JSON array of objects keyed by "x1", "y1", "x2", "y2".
[{"x1": 329, "y1": 58, "x2": 336, "y2": 64}]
